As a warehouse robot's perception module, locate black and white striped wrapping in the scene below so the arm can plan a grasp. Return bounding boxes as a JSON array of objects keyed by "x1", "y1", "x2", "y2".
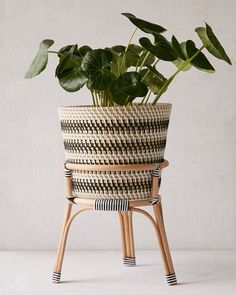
[
  {"x1": 64, "y1": 168, "x2": 72, "y2": 177},
  {"x1": 166, "y1": 273, "x2": 177, "y2": 285},
  {"x1": 52, "y1": 272, "x2": 61, "y2": 283},
  {"x1": 59, "y1": 104, "x2": 171, "y2": 200},
  {"x1": 123, "y1": 257, "x2": 136, "y2": 267},
  {"x1": 94, "y1": 199, "x2": 129, "y2": 211},
  {"x1": 152, "y1": 165, "x2": 162, "y2": 178}
]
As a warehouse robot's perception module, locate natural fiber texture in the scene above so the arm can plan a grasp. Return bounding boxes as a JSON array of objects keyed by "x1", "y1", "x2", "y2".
[{"x1": 58, "y1": 103, "x2": 171, "y2": 200}]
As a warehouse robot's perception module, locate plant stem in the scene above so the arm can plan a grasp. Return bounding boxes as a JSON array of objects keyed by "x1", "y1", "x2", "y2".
[
  {"x1": 141, "y1": 58, "x2": 160, "y2": 82},
  {"x1": 91, "y1": 91, "x2": 96, "y2": 106},
  {"x1": 120, "y1": 28, "x2": 138, "y2": 74},
  {"x1": 48, "y1": 50, "x2": 59, "y2": 54},
  {"x1": 95, "y1": 92, "x2": 99, "y2": 106},
  {"x1": 140, "y1": 92, "x2": 148, "y2": 105},
  {"x1": 138, "y1": 51, "x2": 150, "y2": 73},
  {"x1": 144, "y1": 90, "x2": 152, "y2": 104},
  {"x1": 152, "y1": 45, "x2": 205, "y2": 104},
  {"x1": 104, "y1": 90, "x2": 107, "y2": 106},
  {"x1": 94, "y1": 91, "x2": 99, "y2": 106}
]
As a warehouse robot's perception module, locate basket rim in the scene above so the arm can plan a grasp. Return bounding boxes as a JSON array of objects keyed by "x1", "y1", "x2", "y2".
[{"x1": 58, "y1": 102, "x2": 172, "y2": 111}]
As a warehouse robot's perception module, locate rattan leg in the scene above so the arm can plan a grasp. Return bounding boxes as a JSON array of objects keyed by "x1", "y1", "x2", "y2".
[
  {"x1": 53, "y1": 203, "x2": 73, "y2": 283},
  {"x1": 122, "y1": 212, "x2": 136, "y2": 267},
  {"x1": 132, "y1": 207, "x2": 170, "y2": 275},
  {"x1": 118, "y1": 212, "x2": 127, "y2": 259},
  {"x1": 127, "y1": 211, "x2": 136, "y2": 266},
  {"x1": 53, "y1": 207, "x2": 91, "y2": 283},
  {"x1": 153, "y1": 203, "x2": 177, "y2": 286}
]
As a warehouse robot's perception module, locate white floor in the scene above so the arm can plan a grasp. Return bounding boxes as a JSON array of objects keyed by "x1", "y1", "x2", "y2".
[{"x1": 1, "y1": 250, "x2": 235, "y2": 295}]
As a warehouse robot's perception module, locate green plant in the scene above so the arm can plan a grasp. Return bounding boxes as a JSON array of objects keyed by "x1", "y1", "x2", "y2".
[{"x1": 25, "y1": 13, "x2": 231, "y2": 106}]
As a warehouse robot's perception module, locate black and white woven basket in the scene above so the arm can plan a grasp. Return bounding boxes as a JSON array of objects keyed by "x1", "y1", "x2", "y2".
[{"x1": 58, "y1": 103, "x2": 172, "y2": 200}]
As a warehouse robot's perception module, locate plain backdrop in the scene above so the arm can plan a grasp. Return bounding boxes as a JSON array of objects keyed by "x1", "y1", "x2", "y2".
[{"x1": 0, "y1": 0, "x2": 235, "y2": 250}]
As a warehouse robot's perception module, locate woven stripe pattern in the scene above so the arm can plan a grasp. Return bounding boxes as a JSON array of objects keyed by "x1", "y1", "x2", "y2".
[
  {"x1": 123, "y1": 257, "x2": 136, "y2": 267},
  {"x1": 94, "y1": 199, "x2": 129, "y2": 211},
  {"x1": 52, "y1": 272, "x2": 61, "y2": 283},
  {"x1": 64, "y1": 168, "x2": 72, "y2": 177},
  {"x1": 59, "y1": 104, "x2": 171, "y2": 200},
  {"x1": 166, "y1": 273, "x2": 177, "y2": 285}
]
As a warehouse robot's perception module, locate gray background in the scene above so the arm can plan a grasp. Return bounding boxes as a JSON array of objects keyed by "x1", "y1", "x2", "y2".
[{"x1": 0, "y1": 0, "x2": 235, "y2": 250}]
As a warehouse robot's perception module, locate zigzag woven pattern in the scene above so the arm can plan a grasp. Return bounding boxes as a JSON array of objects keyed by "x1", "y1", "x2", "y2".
[{"x1": 59, "y1": 104, "x2": 171, "y2": 200}]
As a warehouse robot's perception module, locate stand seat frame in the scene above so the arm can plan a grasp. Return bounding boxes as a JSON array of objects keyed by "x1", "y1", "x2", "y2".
[{"x1": 53, "y1": 160, "x2": 177, "y2": 286}]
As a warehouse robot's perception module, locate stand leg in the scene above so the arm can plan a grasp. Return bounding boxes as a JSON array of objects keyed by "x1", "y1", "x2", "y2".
[
  {"x1": 118, "y1": 212, "x2": 127, "y2": 259},
  {"x1": 153, "y1": 203, "x2": 177, "y2": 286},
  {"x1": 118, "y1": 212, "x2": 136, "y2": 267},
  {"x1": 132, "y1": 207, "x2": 170, "y2": 274},
  {"x1": 127, "y1": 211, "x2": 136, "y2": 266},
  {"x1": 53, "y1": 203, "x2": 73, "y2": 283}
]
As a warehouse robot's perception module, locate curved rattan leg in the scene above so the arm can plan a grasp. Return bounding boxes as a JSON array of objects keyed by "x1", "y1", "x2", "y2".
[
  {"x1": 152, "y1": 203, "x2": 177, "y2": 286},
  {"x1": 53, "y1": 203, "x2": 73, "y2": 283},
  {"x1": 132, "y1": 207, "x2": 169, "y2": 275},
  {"x1": 53, "y1": 206, "x2": 91, "y2": 283}
]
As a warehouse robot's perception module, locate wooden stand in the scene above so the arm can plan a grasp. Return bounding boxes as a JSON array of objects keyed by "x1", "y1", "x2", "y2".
[{"x1": 53, "y1": 160, "x2": 177, "y2": 286}]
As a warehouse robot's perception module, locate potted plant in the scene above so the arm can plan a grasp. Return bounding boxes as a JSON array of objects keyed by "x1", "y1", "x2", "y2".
[{"x1": 25, "y1": 12, "x2": 231, "y2": 200}]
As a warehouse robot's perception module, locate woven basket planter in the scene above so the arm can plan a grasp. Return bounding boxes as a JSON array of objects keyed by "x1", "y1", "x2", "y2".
[{"x1": 58, "y1": 103, "x2": 172, "y2": 200}]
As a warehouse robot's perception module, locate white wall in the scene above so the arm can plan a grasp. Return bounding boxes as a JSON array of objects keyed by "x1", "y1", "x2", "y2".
[{"x1": 0, "y1": 0, "x2": 236, "y2": 250}]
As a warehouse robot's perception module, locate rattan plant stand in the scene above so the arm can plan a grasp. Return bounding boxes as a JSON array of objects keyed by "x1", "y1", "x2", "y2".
[{"x1": 52, "y1": 160, "x2": 177, "y2": 286}]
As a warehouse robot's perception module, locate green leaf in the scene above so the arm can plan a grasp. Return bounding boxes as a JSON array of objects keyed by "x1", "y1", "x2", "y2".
[
  {"x1": 146, "y1": 64, "x2": 167, "y2": 81},
  {"x1": 24, "y1": 39, "x2": 54, "y2": 78},
  {"x1": 195, "y1": 24, "x2": 231, "y2": 65},
  {"x1": 171, "y1": 35, "x2": 186, "y2": 60},
  {"x1": 58, "y1": 45, "x2": 92, "y2": 58},
  {"x1": 117, "y1": 71, "x2": 148, "y2": 97},
  {"x1": 122, "y1": 13, "x2": 166, "y2": 34},
  {"x1": 110, "y1": 81, "x2": 129, "y2": 105},
  {"x1": 88, "y1": 70, "x2": 115, "y2": 90},
  {"x1": 117, "y1": 72, "x2": 148, "y2": 97},
  {"x1": 111, "y1": 45, "x2": 126, "y2": 54},
  {"x1": 81, "y1": 49, "x2": 112, "y2": 73},
  {"x1": 81, "y1": 49, "x2": 114, "y2": 90},
  {"x1": 139, "y1": 36, "x2": 177, "y2": 61},
  {"x1": 58, "y1": 68, "x2": 88, "y2": 92},
  {"x1": 124, "y1": 51, "x2": 140, "y2": 67},
  {"x1": 180, "y1": 42, "x2": 188, "y2": 58},
  {"x1": 137, "y1": 50, "x2": 155, "y2": 66},
  {"x1": 172, "y1": 42, "x2": 192, "y2": 71},
  {"x1": 58, "y1": 45, "x2": 77, "y2": 56},
  {"x1": 186, "y1": 40, "x2": 215, "y2": 73},
  {"x1": 127, "y1": 44, "x2": 155, "y2": 67},
  {"x1": 56, "y1": 45, "x2": 81, "y2": 77},
  {"x1": 78, "y1": 45, "x2": 92, "y2": 57},
  {"x1": 172, "y1": 57, "x2": 192, "y2": 71},
  {"x1": 127, "y1": 44, "x2": 143, "y2": 54},
  {"x1": 109, "y1": 51, "x2": 122, "y2": 77},
  {"x1": 140, "y1": 66, "x2": 167, "y2": 94}
]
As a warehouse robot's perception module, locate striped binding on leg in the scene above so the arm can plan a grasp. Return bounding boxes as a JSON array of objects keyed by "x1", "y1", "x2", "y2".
[
  {"x1": 152, "y1": 164, "x2": 161, "y2": 178},
  {"x1": 150, "y1": 198, "x2": 160, "y2": 205},
  {"x1": 66, "y1": 196, "x2": 76, "y2": 204},
  {"x1": 123, "y1": 257, "x2": 136, "y2": 267},
  {"x1": 94, "y1": 199, "x2": 129, "y2": 211},
  {"x1": 166, "y1": 273, "x2": 177, "y2": 285},
  {"x1": 52, "y1": 272, "x2": 61, "y2": 283},
  {"x1": 64, "y1": 168, "x2": 72, "y2": 177}
]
